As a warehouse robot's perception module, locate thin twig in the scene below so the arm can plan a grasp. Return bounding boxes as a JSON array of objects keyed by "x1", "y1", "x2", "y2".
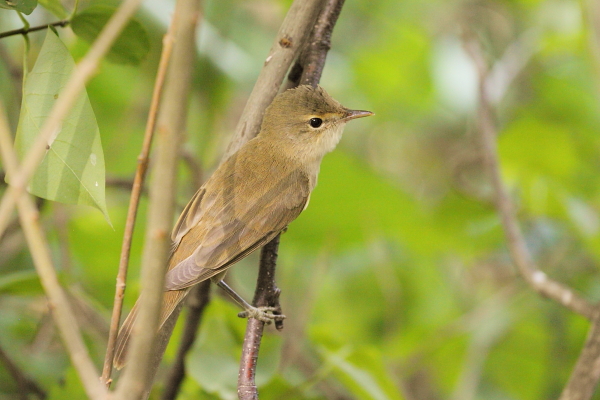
[
  {"x1": 0, "y1": 104, "x2": 106, "y2": 400},
  {"x1": 0, "y1": 344, "x2": 46, "y2": 399},
  {"x1": 0, "y1": 0, "x2": 144, "y2": 244},
  {"x1": 112, "y1": 0, "x2": 200, "y2": 396},
  {"x1": 464, "y1": 35, "x2": 596, "y2": 320},
  {"x1": 100, "y1": 8, "x2": 177, "y2": 386},
  {"x1": 237, "y1": 2, "x2": 345, "y2": 399},
  {"x1": 0, "y1": 20, "x2": 70, "y2": 39},
  {"x1": 161, "y1": 281, "x2": 211, "y2": 400}
]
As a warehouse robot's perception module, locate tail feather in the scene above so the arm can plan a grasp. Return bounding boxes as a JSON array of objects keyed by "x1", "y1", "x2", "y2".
[
  {"x1": 113, "y1": 289, "x2": 190, "y2": 369},
  {"x1": 113, "y1": 301, "x2": 139, "y2": 369}
]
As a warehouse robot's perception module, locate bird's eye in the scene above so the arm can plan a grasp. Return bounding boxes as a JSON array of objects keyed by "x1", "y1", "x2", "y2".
[{"x1": 309, "y1": 118, "x2": 323, "y2": 128}]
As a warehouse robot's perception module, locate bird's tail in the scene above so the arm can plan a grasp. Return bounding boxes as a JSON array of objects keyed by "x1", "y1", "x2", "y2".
[
  {"x1": 113, "y1": 289, "x2": 190, "y2": 370},
  {"x1": 113, "y1": 301, "x2": 139, "y2": 370}
]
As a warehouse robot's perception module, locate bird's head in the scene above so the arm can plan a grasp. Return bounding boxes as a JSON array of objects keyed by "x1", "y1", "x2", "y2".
[{"x1": 260, "y1": 85, "x2": 373, "y2": 159}]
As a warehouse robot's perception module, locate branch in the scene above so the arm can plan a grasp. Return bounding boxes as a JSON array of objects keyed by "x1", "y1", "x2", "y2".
[
  {"x1": 465, "y1": 30, "x2": 600, "y2": 400},
  {"x1": 221, "y1": 0, "x2": 326, "y2": 161},
  {"x1": 464, "y1": 35, "x2": 596, "y2": 320},
  {"x1": 297, "y1": 0, "x2": 345, "y2": 87},
  {"x1": 559, "y1": 313, "x2": 600, "y2": 400},
  {"x1": 237, "y1": 2, "x2": 345, "y2": 399},
  {"x1": 112, "y1": 0, "x2": 200, "y2": 397},
  {"x1": 160, "y1": 281, "x2": 211, "y2": 400},
  {"x1": 0, "y1": 0, "x2": 144, "y2": 243},
  {"x1": 0, "y1": 20, "x2": 70, "y2": 40},
  {"x1": 101, "y1": 6, "x2": 177, "y2": 386},
  {"x1": 238, "y1": 236, "x2": 284, "y2": 400},
  {"x1": 0, "y1": 105, "x2": 106, "y2": 399}
]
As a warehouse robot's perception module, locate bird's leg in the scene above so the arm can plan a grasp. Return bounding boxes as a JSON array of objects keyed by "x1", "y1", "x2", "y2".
[{"x1": 214, "y1": 280, "x2": 286, "y2": 324}]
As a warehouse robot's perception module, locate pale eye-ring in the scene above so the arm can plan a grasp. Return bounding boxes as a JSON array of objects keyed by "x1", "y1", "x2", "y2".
[{"x1": 309, "y1": 118, "x2": 323, "y2": 128}]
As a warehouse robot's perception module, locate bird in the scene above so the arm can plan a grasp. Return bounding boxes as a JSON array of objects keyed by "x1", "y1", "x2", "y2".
[{"x1": 113, "y1": 84, "x2": 373, "y2": 369}]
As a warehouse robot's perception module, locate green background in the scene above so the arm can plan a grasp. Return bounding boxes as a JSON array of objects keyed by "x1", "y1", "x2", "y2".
[{"x1": 1, "y1": 0, "x2": 600, "y2": 398}]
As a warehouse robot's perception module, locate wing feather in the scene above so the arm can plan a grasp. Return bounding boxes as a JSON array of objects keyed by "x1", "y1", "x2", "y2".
[{"x1": 165, "y1": 155, "x2": 310, "y2": 290}]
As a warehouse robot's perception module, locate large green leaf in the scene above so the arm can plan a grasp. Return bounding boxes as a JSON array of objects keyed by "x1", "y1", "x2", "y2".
[
  {"x1": 13, "y1": 29, "x2": 110, "y2": 223},
  {"x1": 71, "y1": 6, "x2": 150, "y2": 65},
  {"x1": 0, "y1": 0, "x2": 37, "y2": 14},
  {"x1": 38, "y1": 0, "x2": 66, "y2": 18}
]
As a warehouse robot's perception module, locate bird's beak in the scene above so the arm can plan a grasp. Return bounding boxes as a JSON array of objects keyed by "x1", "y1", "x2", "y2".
[{"x1": 343, "y1": 109, "x2": 374, "y2": 121}]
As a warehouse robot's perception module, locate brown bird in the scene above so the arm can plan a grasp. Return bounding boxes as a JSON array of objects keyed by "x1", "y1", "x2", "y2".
[{"x1": 113, "y1": 85, "x2": 373, "y2": 369}]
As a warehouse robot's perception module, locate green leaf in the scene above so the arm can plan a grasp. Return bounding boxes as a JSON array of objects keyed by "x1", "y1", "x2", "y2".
[
  {"x1": 0, "y1": 0, "x2": 37, "y2": 14},
  {"x1": 322, "y1": 347, "x2": 404, "y2": 400},
  {"x1": 38, "y1": 0, "x2": 66, "y2": 18},
  {"x1": 13, "y1": 29, "x2": 111, "y2": 223},
  {"x1": 71, "y1": 6, "x2": 150, "y2": 65},
  {"x1": 0, "y1": 270, "x2": 43, "y2": 295}
]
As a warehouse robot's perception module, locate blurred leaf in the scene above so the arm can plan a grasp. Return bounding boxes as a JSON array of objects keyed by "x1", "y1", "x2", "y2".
[
  {"x1": 0, "y1": 270, "x2": 43, "y2": 295},
  {"x1": 353, "y1": 23, "x2": 433, "y2": 120},
  {"x1": 12, "y1": 29, "x2": 111, "y2": 223},
  {"x1": 71, "y1": 6, "x2": 150, "y2": 65},
  {"x1": 499, "y1": 117, "x2": 578, "y2": 180},
  {"x1": 38, "y1": 0, "x2": 66, "y2": 18},
  {"x1": 485, "y1": 303, "x2": 550, "y2": 400},
  {"x1": 47, "y1": 366, "x2": 86, "y2": 400},
  {"x1": 322, "y1": 347, "x2": 404, "y2": 400},
  {"x1": 287, "y1": 151, "x2": 452, "y2": 255},
  {"x1": 0, "y1": 0, "x2": 36, "y2": 14}
]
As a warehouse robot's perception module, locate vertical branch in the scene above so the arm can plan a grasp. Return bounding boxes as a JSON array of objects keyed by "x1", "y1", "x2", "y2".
[
  {"x1": 0, "y1": 104, "x2": 106, "y2": 400},
  {"x1": 238, "y1": 236, "x2": 283, "y2": 400},
  {"x1": 113, "y1": 0, "x2": 200, "y2": 398},
  {"x1": 101, "y1": 7, "x2": 177, "y2": 386},
  {"x1": 298, "y1": 0, "x2": 345, "y2": 87},
  {"x1": 237, "y1": 2, "x2": 345, "y2": 399}
]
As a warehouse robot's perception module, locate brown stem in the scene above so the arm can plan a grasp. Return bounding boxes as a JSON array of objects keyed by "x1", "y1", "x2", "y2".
[
  {"x1": 160, "y1": 281, "x2": 211, "y2": 400},
  {"x1": 0, "y1": 344, "x2": 46, "y2": 399},
  {"x1": 464, "y1": 30, "x2": 600, "y2": 400},
  {"x1": 298, "y1": 0, "x2": 345, "y2": 86},
  {"x1": 0, "y1": 20, "x2": 70, "y2": 40},
  {"x1": 222, "y1": 0, "x2": 326, "y2": 161},
  {"x1": 101, "y1": 8, "x2": 177, "y2": 387},
  {"x1": 112, "y1": 0, "x2": 200, "y2": 397},
  {"x1": 238, "y1": 236, "x2": 283, "y2": 400},
  {"x1": 237, "y1": 1, "x2": 345, "y2": 398},
  {"x1": 559, "y1": 312, "x2": 600, "y2": 400}
]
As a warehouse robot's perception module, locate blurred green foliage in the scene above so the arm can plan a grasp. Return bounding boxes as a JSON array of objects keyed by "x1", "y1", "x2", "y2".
[{"x1": 1, "y1": 0, "x2": 600, "y2": 399}]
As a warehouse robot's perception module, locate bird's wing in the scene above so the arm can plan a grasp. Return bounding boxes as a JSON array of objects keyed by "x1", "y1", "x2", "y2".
[{"x1": 165, "y1": 166, "x2": 310, "y2": 291}]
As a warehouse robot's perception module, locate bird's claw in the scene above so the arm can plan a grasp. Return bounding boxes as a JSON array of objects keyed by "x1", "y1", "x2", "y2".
[{"x1": 238, "y1": 306, "x2": 286, "y2": 324}]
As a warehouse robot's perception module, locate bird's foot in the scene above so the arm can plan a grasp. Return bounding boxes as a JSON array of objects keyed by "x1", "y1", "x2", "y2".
[{"x1": 238, "y1": 306, "x2": 286, "y2": 324}]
